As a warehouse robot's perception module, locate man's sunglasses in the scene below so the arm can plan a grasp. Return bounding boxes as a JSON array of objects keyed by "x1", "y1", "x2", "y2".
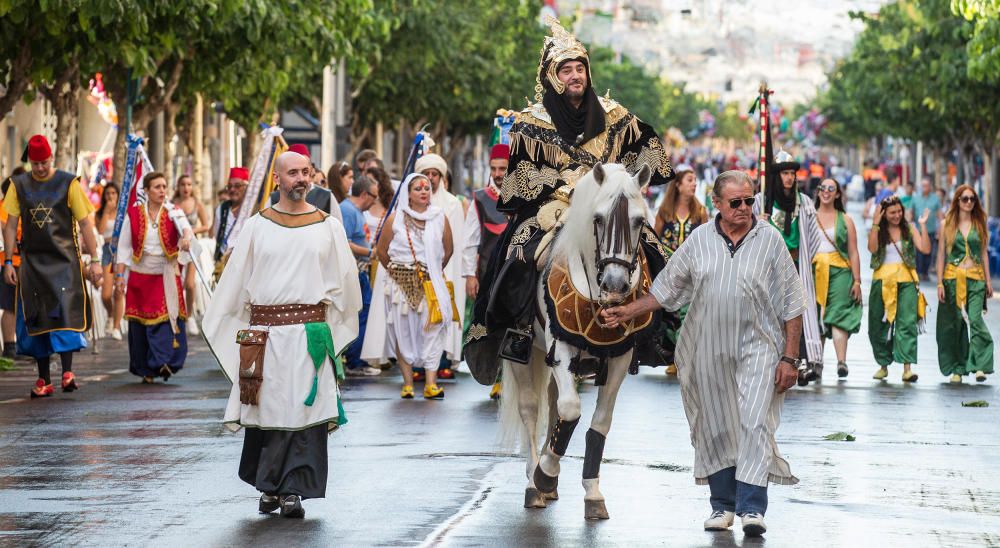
[
  {"x1": 727, "y1": 196, "x2": 756, "y2": 209},
  {"x1": 960, "y1": 195, "x2": 977, "y2": 204}
]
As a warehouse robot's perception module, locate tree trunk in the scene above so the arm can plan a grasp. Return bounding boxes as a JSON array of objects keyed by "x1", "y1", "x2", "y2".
[
  {"x1": 39, "y1": 59, "x2": 81, "y2": 171},
  {"x1": 110, "y1": 95, "x2": 129, "y2": 189},
  {"x1": 0, "y1": 41, "x2": 33, "y2": 119},
  {"x1": 163, "y1": 101, "x2": 182, "y2": 185}
]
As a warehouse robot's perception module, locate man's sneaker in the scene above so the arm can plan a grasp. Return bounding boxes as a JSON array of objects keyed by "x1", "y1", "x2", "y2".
[
  {"x1": 30, "y1": 378, "x2": 54, "y2": 398},
  {"x1": 187, "y1": 321, "x2": 200, "y2": 337},
  {"x1": 873, "y1": 367, "x2": 889, "y2": 380},
  {"x1": 741, "y1": 512, "x2": 766, "y2": 536},
  {"x1": 258, "y1": 494, "x2": 280, "y2": 513},
  {"x1": 704, "y1": 510, "x2": 735, "y2": 531},
  {"x1": 360, "y1": 366, "x2": 381, "y2": 376},
  {"x1": 837, "y1": 361, "x2": 849, "y2": 378},
  {"x1": 104, "y1": 318, "x2": 114, "y2": 332},
  {"x1": 279, "y1": 495, "x2": 304, "y2": 518},
  {"x1": 400, "y1": 385, "x2": 415, "y2": 399},
  {"x1": 61, "y1": 372, "x2": 79, "y2": 392}
]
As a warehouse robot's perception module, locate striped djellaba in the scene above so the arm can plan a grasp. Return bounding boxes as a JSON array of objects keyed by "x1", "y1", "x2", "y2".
[{"x1": 650, "y1": 217, "x2": 805, "y2": 487}]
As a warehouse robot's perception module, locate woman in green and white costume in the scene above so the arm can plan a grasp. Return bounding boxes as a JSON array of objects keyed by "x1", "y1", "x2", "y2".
[
  {"x1": 935, "y1": 185, "x2": 993, "y2": 383},
  {"x1": 867, "y1": 196, "x2": 931, "y2": 382},
  {"x1": 812, "y1": 179, "x2": 863, "y2": 379}
]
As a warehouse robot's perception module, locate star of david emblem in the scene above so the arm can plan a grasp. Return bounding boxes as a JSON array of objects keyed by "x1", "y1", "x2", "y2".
[{"x1": 29, "y1": 203, "x2": 54, "y2": 229}]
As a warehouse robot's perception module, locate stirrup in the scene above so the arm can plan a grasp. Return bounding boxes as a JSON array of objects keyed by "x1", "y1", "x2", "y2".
[{"x1": 499, "y1": 327, "x2": 533, "y2": 364}]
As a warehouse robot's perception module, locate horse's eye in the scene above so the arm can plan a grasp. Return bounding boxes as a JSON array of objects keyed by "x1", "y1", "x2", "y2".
[
  {"x1": 593, "y1": 215, "x2": 602, "y2": 225},
  {"x1": 631, "y1": 217, "x2": 643, "y2": 229}
]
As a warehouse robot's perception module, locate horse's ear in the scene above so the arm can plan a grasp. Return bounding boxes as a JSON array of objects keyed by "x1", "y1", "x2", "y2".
[
  {"x1": 635, "y1": 163, "x2": 652, "y2": 187},
  {"x1": 593, "y1": 163, "x2": 606, "y2": 185}
]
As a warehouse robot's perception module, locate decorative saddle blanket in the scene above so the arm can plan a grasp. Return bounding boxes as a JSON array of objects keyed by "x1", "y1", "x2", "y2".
[{"x1": 543, "y1": 251, "x2": 654, "y2": 358}]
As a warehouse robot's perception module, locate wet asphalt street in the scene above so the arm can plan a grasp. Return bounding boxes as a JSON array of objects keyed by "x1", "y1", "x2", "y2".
[{"x1": 1, "y1": 207, "x2": 999, "y2": 547}]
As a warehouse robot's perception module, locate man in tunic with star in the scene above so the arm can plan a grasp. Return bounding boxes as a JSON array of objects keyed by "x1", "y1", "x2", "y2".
[
  {"x1": 3, "y1": 135, "x2": 102, "y2": 398},
  {"x1": 464, "y1": 17, "x2": 675, "y2": 381}
]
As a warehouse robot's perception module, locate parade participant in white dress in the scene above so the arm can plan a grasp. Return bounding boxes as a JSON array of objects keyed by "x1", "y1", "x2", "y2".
[
  {"x1": 114, "y1": 172, "x2": 194, "y2": 384},
  {"x1": 602, "y1": 171, "x2": 804, "y2": 538},
  {"x1": 361, "y1": 173, "x2": 455, "y2": 399},
  {"x1": 203, "y1": 151, "x2": 361, "y2": 519},
  {"x1": 415, "y1": 153, "x2": 465, "y2": 377}
]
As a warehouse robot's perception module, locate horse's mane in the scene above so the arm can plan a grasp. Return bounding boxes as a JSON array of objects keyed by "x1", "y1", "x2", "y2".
[{"x1": 550, "y1": 164, "x2": 644, "y2": 263}]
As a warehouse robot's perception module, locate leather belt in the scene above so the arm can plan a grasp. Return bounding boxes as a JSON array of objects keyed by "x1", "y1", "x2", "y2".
[{"x1": 249, "y1": 303, "x2": 326, "y2": 326}]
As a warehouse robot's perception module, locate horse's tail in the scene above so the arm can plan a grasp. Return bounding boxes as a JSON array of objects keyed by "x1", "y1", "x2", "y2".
[{"x1": 497, "y1": 349, "x2": 551, "y2": 455}]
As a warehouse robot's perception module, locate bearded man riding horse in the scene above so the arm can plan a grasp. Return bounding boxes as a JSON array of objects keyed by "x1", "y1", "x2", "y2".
[{"x1": 464, "y1": 17, "x2": 676, "y2": 520}]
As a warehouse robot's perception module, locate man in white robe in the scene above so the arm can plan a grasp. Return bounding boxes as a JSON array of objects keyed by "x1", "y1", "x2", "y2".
[
  {"x1": 415, "y1": 153, "x2": 466, "y2": 375},
  {"x1": 203, "y1": 151, "x2": 361, "y2": 519},
  {"x1": 601, "y1": 171, "x2": 803, "y2": 538}
]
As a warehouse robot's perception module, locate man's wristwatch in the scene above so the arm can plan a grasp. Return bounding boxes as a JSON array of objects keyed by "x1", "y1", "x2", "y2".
[{"x1": 780, "y1": 356, "x2": 797, "y2": 366}]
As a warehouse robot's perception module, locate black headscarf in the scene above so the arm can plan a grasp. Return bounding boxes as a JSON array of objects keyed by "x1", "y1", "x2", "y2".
[
  {"x1": 541, "y1": 58, "x2": 605, "y2": 146},
  {"x1": 772, "y1": 177, "x2": 798, "y2": 235}
]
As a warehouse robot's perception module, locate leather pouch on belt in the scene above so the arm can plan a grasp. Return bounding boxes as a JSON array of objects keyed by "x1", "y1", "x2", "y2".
[{"x1": 237, "y1": 329, "x2": 268, "y2": 405}]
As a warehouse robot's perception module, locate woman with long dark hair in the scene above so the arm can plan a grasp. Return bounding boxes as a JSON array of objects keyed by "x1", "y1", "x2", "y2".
[
  {"x1": 96, "y1": 183, "x2": 124, "y2": 339},
  {"x1": 867, "y1": 195, "x2": 931, "y2": 382},
  {"x1": 812, "y1": 179, "x2": 862, "y2": 378},
  {"x1": 654, "y1": 168, "x2": 706, "y2": 376},
  {"x1": 935, "y1": 185, "x2": 993, "y2": 383},
  {"x1": 327, "y1": 161, "x2": 353, "y2": 204}
]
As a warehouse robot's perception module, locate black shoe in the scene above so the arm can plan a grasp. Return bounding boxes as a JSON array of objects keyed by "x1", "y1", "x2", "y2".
[
  {"x1": 796, "y1": 367, "x2": 809, "y2": 387},
  {"x1": 159, "y1": 365, "x2": 173, "y2": 381},
  {"x1": 837, "y1": 361, "x2": 849, "y2": 378},
  {"x1": 259, "y1": 494, "x2": 280, "y2": 513},
  {"x1": 280, "y1": 495, "x2": 304, "y2": 518},
  {"x1": 803, "y1": 364, "x2": 819, "y2": 383}
]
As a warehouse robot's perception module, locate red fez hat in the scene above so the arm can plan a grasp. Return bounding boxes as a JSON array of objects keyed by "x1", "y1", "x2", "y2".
[
  {"x1": 489, "y1": 143, "x2": 510, "y2": 161},
  {"x1": 228, "y1": 167, "x2": 250, "y2": 181},
  {"x1": 288, "y1": 144, "x2": 311, "y2": 158},
  {"x1": 22, "y1": 134, "x2": 53, "y2": 162}
]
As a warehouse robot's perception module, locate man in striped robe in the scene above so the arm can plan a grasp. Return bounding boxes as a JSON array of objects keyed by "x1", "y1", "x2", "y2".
[{"x1": 601, "y1": 171, "x2": 803, "y2": 537}]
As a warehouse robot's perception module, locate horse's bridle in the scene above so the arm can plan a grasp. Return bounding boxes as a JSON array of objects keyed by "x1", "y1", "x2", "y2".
[{"x1": 592, "y1": 194, "x2": 641, "y2": 287}]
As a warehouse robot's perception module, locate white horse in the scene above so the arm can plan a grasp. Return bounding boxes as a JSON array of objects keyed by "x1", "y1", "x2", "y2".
[{"x1": 499, "y1": 162, "x2": 653, "y2": 520}]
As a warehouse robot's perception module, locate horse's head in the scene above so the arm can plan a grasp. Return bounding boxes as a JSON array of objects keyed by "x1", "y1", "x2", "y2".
[{"x1": 555, "y1": 162, "x2": 651, "y2": 306}]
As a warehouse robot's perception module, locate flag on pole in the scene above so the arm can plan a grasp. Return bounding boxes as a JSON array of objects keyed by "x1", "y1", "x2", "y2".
[
  {"x1": 110, "y1": 134, "x2": 154, "y2": 258},
  {"x1": 228, "y1": 125, "x2": 288, "y2": 244}
]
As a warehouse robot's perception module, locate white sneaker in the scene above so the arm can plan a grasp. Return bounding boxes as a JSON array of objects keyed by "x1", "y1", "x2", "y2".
[
  {"x1": 109, "y1": 328, "x2": 123, "y2": 341},
  {"x1": 741, "y1": 512, "x2": 766, "y2": 536},
  {"x1": 104, "y1": 318, "x2": 114, "y2": 332},
  {"x1": 704, "y1": 510, "x2": 735, "y2": 531},
  {"x1": 187, "y1": 321, "x2": 200, "y2": 336},
  {"x1": 360, "y1": 366, "x2": 382, "y2": 376}
]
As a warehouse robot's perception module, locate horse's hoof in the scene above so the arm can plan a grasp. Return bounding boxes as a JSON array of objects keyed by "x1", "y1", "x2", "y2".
[
  {"x1": 543, "y1": 488, "x2": 559, "y2": 501},
  {"x1": 584, "y1": 499, "x2": 610, "y2": 520},
  {"x1": 524, "y1": 487, "x2": 548, "y2": 509},
  {"x1": 532, "y1": 465, "x2": 559, "y2": 494}
]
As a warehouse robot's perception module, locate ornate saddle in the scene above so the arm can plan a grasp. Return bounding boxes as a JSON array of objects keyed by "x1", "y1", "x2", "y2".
[{"x1": 543, "y1": 251, "x2": 654, "y2": 358}]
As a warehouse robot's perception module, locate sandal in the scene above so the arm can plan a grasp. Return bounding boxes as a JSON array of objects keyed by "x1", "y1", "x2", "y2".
[
  {"x1": 30, "y1": 378, "x2": 54, "y2": 398},
  {"x1": 61, "y1": 372, "x2": 79, "y2": 392},
  {"x1": 400, "y1": 385, "x2": 415, "y2": 399},
  {"x1": 902, "y1": 371, "x2": 919, "y2": 383}
]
